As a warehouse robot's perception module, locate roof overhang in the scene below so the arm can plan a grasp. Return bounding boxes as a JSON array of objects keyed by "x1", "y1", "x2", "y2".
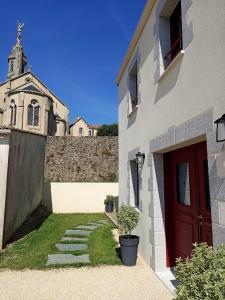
[{"x1": 116, "y1": 0, "x2": 156, "y2": 86}]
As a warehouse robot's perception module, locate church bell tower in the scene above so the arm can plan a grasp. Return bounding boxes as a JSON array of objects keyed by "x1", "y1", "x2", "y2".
[{"x1": 8, "y1": 23, "x2": 27, "y2": 79}]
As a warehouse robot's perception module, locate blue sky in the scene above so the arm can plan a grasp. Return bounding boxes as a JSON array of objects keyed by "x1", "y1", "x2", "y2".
[{"x1": 0, "y1": 0, "x2": 146, "y2": 124}]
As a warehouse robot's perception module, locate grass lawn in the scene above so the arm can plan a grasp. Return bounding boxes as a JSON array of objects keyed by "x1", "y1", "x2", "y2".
[{"x1": 0, "y1": 213, "x2": 121, "y2": 270}]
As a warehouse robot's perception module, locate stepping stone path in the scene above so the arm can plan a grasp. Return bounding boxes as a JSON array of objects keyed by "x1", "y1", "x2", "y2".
[
  {"x1": 76, "y1": 225, "x2": 99, "y2": 230},
  {"x1": 55, "y1": 243, "x2": 88, "y2": 251},
  {"x1": 87, "y1": 222, "x2": 104, "y2": 227},
  {"x1": 47, "y1": 254, "x2": 90, "y2": 265},
  {"x1": 46, "y1": 219, "x2": 109, "y2": 266},
  {"x1": 65, "y1": 230, "x2": 92, "y2": 236},
  {"x1": 61, "y1": 237, "x2": 88, "y2": 242},
  {"x1": 97, "y1": 220, "x2": 109, "y2": 224}
]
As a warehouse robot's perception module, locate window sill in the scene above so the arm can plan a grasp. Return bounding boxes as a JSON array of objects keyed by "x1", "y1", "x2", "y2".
[
  {"x1": 128, "y1": 105, "x2": 139, "y2": 118},
  {"x1": 158, "y1": 50, "x2": 185, "y2": 82}
]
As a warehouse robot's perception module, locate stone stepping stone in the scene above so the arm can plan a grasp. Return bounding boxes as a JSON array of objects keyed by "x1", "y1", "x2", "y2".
[
  {"x1": 61, "y1": 237, "x2": 88, "y2": 242},
  {"x1": 87, "y1": 222, "x2": 103, "y2": 227},
  {"x1": 46, "y1": 254, "x2": 90, "y2": 266},
  {"x1": 75, "y1": 225, "x2": 98, "y2": 230},
  {"x1": 55, "y1": 243, "x2": 88, "y2": 251},
  {"x1": 97, "y1": 220, "x2": 109, "y2": 224},
  {"x1": 65, "y1": 230, "x2": 92, "y2": 236}
]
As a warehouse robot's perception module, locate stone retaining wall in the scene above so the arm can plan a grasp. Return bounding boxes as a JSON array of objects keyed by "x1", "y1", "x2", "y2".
[{"x1": 44, "y1": 136, "x2": 118, "y2": 182}]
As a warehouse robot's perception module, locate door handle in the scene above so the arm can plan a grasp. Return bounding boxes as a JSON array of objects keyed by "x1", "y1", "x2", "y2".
[
  {"x1": 197, "y1": 215, "x2": 204, "y2": 226},
  {"x1": 197, "y1": 215, "x2": 203, "y2": 220}
]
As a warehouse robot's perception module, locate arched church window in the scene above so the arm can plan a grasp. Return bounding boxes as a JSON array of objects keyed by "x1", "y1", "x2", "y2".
[
  {"x1": 10, "y1": 100, "x2": 17, "y2": 126},
  {"x1": 10, "y1": 61, "x2": 14, "y2": 72},
  {"x1": 28, "y1": 100, "x2": 40, "y2": 127}
]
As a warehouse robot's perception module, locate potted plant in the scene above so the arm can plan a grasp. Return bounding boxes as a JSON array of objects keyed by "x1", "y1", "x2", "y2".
[
  {"x1": 104, "y1": 195, "x2": 115, "y2": 213},
  {"x1": 117, "y1": 204, "x2": 140, "y2": 266}
]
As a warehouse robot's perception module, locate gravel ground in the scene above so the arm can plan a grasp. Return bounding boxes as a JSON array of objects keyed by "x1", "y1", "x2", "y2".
[{"x1": 0, "y1": 259, "x2": 173, "y2": 300}]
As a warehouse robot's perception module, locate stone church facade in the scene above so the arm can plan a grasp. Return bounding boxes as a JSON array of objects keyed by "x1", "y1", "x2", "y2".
[{"x1": 0, "y1": 24, "x2": 69, "y2": 136}]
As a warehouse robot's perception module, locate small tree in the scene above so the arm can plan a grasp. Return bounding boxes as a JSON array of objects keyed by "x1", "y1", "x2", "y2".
[
  {"x1": 97, "y1": 123, "x2": 118, "y2": 136},
  {"x1": 117, "y1": 204, "x2": 139, "y2": 236},
  {"x1": 104, "y1": 194, "x2": 115, "y2": 204}
]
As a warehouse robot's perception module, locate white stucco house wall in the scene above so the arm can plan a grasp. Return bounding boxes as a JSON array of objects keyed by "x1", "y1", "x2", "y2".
[{"x1": 117, "y1": 0, "x2": 225, "y2": 275}]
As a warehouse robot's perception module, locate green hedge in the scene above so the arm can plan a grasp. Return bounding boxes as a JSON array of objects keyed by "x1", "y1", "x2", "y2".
[{"x1": 175, "y1": 243, "x2": 225, "y2": 300}]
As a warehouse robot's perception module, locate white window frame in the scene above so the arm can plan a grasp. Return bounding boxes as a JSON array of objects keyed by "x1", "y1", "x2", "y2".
[
  {"x1": 127, "y1": 51, "x2": 141, "y2": 117},
  {"x1": 79, "y1": 127, "x2": 83, "y2": 135},
  {"x1": 154, "y1": 0, "x2": 192, "y2": 82},
  {"x1": 89, "y1": 129, "x2": 92, "y2": 136}
]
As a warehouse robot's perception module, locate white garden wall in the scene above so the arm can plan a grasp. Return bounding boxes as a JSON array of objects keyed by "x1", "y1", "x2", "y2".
[{"x1": 43, "y1": 182, "x2": 118, "y2": 213}]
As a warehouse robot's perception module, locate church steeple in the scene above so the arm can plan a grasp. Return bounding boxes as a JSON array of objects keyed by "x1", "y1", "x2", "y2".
[{"x1": 8, "y1": 22, "x2": 27, "y2": 79}]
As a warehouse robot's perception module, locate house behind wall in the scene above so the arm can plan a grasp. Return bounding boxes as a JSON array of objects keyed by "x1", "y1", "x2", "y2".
[
  {"x1": 0, "y1": 128, "x2": 46, "y2": 249},
  {"x1": 69, "y1": 117, "x2": 100, "y2": 137},
  {"x1": 117, "y1": 0, "x2": 225, "y2": 273}
]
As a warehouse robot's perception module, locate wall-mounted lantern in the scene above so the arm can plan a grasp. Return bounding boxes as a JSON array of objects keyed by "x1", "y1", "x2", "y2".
[
  {"x1": 214, "y1": 114, "x2": 225, "y2": 142},
  {"x1": 136, "y1": 152, "x2": 145, "y2": 166}
]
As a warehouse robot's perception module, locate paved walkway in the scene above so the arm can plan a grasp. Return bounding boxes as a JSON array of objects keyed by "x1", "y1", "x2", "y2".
[{"x1": 0, "y1": 258, "x2": 173, "y2": 300}]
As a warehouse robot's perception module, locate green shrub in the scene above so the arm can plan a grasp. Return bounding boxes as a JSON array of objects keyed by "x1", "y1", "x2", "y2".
[
  {"x1": 175, "y1": 243, "x2": 225, "y2": 300},
  {"x1": 104, "y1": 194, "x2": 115, "y2": 205},
  {"x1": 97, "y1": 124, "x2": 118, "y2": 136},
  {"x1": 117, "y1": 204, "x2": 139, "y2": 235}
]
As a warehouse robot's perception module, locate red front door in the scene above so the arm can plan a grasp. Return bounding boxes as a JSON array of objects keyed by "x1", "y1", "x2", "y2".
[{"x1": 164, "y1": 142, "x2": 212, "y2": 267}]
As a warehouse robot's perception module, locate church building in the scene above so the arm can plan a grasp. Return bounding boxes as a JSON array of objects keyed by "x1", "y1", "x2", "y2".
[{"x1": 0, "y1": 24, "x2": 69, "y2": 136}]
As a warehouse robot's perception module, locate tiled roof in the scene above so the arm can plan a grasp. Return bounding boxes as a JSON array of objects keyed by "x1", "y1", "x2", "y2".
[{"x1": 89, "y1": 124, "x2": 101, "y2": 129}]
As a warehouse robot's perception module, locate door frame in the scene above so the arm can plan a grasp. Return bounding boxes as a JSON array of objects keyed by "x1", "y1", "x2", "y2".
[{"x1": 164, "y1": 142, "x2": 212, "y2": 267}]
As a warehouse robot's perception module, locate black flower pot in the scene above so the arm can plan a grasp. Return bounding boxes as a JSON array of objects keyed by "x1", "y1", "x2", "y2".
[
  {"x1": 105, "y1": 201, "x2": 114, "y2": 213},
  {"x1": 119, "y1": 235, "x2": 139, "y2": 266}
]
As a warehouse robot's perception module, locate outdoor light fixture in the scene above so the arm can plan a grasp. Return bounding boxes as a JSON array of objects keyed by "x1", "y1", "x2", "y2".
[
  {"x1": 136, "y1": 152, "x2": 145, "y2": 166},
  {"x1": 215, "y1": 114, "x2": 225, "y2": 142}
]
